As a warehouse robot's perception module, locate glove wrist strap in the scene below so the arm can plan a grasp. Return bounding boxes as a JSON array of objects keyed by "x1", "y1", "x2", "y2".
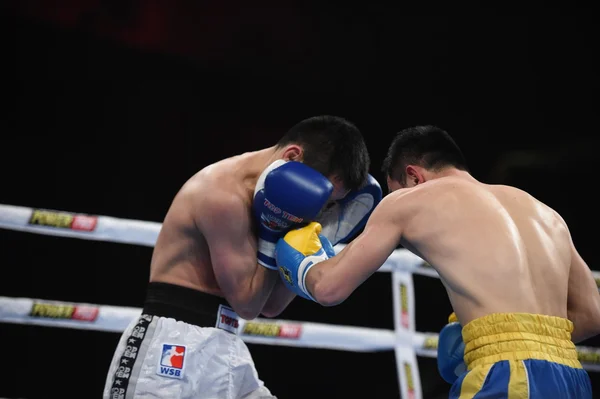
[
  {"x1": 298, "y1": 256, "x2": 320, "y2": 302},
  {"x1": 257, "y1": 238, "x2": 278, "y2": 270}
]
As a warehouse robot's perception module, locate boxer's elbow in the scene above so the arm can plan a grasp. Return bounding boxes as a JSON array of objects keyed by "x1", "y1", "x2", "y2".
[
  {"x1": 260, "y1": 303, "x2": 285, "y2": 318},
  {"x1": 312, "y1": 277, "x2": 348, "y2": 307},
  {"x1": 586, "y1": 299, "x2": 600, "y2": 337},
  {"x1": 571, "y1": 317, "x2": 600, "y2": 343},
  {"x1": 227, "y1": 294, "x2": 262, "y2": 320},
  {"x1": 235, "y1": 306, "x2": 261, "y2": 321},
  {"x1": 569, "y1": 297, "x2": 600, "y2": 343},
  {"x1": 260, "y1": 309, "x2": 280, "y2": 318},
  {"x1": 589, "y1": 319, "x2": 600, "y2": 339}
]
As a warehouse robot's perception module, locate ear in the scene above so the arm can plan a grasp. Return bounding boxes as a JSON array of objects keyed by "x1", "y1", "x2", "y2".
[
  {"x1": 281, "y1": 144, "x2": 303, "y2": 162},
  {"x1": 405, "y1": 165, "x2": 425, "y2": 185}
]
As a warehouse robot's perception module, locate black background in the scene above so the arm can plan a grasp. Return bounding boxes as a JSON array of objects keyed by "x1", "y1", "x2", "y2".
[{"x1": 1, "y1": 2, "x2": 598, "y2": 398}]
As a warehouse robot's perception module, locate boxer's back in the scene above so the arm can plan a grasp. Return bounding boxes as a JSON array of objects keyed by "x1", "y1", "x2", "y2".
[
  {"x1": 148, "y1": 153, "x2": 256, "y2": 298},
  {"x1": 401, "y1": 177, "x2": 572, "y2": 325}
]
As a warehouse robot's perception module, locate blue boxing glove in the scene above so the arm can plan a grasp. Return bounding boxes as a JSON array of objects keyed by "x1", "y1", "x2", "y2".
[
  {"x1": 437, "y1": 313, "x2": 467, "y2": 384},
  {"x1": 275, "y1": 222, "x2": 335, "y2": 300},
  {"x1": 317, "y1": 174, "x2": 382, "y2": 246},
  {"x1": 254, "y1": 161, "x2": 333, "y2": 270}
]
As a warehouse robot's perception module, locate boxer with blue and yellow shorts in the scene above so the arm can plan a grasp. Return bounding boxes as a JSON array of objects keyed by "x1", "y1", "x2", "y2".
[{"x1": 439, "y1": 312, "x2": 592, "y2": 398}]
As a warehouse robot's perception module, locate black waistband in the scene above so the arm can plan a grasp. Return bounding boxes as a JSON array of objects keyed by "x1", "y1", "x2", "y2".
[{"x1": 143, "y1": 282, "x2": 232, "y2": 328}]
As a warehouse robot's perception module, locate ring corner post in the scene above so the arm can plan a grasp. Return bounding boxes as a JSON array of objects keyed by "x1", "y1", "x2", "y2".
[{"x1": 392, "y1": 269, "x2": 423, "y2": 399}]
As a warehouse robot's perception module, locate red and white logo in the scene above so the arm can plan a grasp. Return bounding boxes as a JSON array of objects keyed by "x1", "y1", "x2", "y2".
[
  {"x1": 72, "y1": 305, "x2": 99, "y2": 321},
  {"x1": 216, "y1": 305, "x2": 240, "y2": 334},
  {"x1": 157, "y1": 344, "x2": 186, "y2": 379},
  {"x1": 71, "y1": 215, "x2": 98, "y2": 231},
  {"x1": 401, "y1": 312, "x2": 409, "y2": 329},
  {"x1": 279, "y1": 324, "x2": 302, "y2": 339}
]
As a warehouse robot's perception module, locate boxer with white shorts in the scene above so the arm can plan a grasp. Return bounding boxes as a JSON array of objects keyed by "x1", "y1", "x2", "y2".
[{"x1": 103, "y1": 115, "x2": 377, "y2": 398}]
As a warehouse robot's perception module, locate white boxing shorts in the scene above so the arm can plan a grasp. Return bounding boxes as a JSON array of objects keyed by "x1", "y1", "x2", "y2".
[{"x1": 103, "y1": 282, "x2": 276, "y2": 399}]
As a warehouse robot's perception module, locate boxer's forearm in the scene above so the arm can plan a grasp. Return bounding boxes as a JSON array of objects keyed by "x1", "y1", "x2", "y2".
[
  {"x1": 306, "y1": 256, "x2": 349, "y2": 306},
  {"x1": 307, "y1": 229, "x2": 397, "y2": 306},
  {"x1": 310, "y1": 215, "x2": 401, "y2": 306}
]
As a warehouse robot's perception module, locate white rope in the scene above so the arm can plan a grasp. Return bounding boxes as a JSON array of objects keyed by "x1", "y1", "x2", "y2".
[
  {"x1": 0, "y1": 204, "x2": 436, "y2": 277},
  {"x1": 0, "y1": 204, "x2": 160, "y2": 247},
  {"x1": 2, "y1": 204, "x2": 598, "y2": 282},
  {"x1": 1, "y1": 295, "x2": 598, "y2": 371},
  {"x1": 0, "y1": 296, "x2": 396, "y2": 351},
  {"x1": 1, "y1": 202, "x2": 599, "y2": 390}
]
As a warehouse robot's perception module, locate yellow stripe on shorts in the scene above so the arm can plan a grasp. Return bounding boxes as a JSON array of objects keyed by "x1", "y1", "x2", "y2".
[
  {"x1": 458, "y1": 363, "x2": 494, "y2": 399},
  {"x1": 508, "y1": 360, "x2": 529, "y2": 399}
]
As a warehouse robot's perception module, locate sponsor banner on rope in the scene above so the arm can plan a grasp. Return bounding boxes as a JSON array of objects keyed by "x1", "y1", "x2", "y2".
[
  {"x1": 403, "y1": 362, "x2": 416, "y2": 399},
  {"x1": 393, "y1": 271, "x2": 414, "y2": 332},
  {"x1": 29, "y1": 302, "x2": 99, "y2": 322},
  {"x1": 578, "y1": 347, "x2": 600, "y2": 365},
  {"x1": 395, "y1": 345, "x2": 421, "y2": 399},
  {"x1": 400, "y1": 282, "x2": 410, "y2": 329},
  {"x1": 241, "y1": 321, "x2": 302, "y2": 339},
  {"x1": 422, "y1": 336, "x2": 438, "y2": 351},
  {"x1": 28, "y1": 209, "x2": 98, "y2": 232}
]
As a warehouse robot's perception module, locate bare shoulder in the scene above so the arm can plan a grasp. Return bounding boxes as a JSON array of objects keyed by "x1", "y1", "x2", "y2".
[
  {"x1": 487, "y1": 182, "x2": 569, "y2": 228},
  {"x1": 372, "y1": 187, "x2": 423, "y2": 221},
  {"x1": 176, "y1": 161, "x2": 250, "y2": 227},
  {"x1": 486, "y1": 182, "x2": 533, "y2": 198},
  {"x1": 388, "y1": 178, "x2": 465, "y2": 204},
  {"x1": 487, "y1": 183, "x2": 558, "y2": 212}
]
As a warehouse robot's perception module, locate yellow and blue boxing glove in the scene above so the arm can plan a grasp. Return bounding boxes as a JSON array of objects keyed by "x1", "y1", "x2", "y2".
[
  {"x1": 275, "y1": 222, "x2": 336, "y2": 301},
  {"x1": 437, "y1": 312, "x2": 467, "y2": 384}
]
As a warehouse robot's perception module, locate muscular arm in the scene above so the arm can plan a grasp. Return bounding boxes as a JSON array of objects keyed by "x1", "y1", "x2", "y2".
[
  {"x1": 567, "y1": 237, "x2": 600, "y2": 343},
  {"x1": 305, "y1": 197, "x2": 403, "y2": 306},
  {"x1": 198, "y1": 193, "x2": 279, "y2": 320}
]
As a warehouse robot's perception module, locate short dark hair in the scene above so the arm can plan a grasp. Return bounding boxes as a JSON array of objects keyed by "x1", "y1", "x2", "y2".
[
  {"x1": 382, "y1": 125, "x2": 468, "y2": 184},
  {"x1": 277, "y1": 115, "x2": 370, "y2": 191}
]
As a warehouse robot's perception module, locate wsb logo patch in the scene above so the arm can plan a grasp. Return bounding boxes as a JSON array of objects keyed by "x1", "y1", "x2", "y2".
[{"x1": 156, "y1": 344, "x2": 186, "y2": 379}]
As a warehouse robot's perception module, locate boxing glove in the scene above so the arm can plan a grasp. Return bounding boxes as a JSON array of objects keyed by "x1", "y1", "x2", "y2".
[
  {"x1": 317, "y1": 174, "x2": 382, "y2": 246},
  {"x1": 437, "y1": 313, "x2": 467, "y2": 384},
  {"x1": 254, "y1": 161, "x2": 333, "y2": 270},
  {"x1": 275, "y1": 222, "x2": 336, "y2": 300}
]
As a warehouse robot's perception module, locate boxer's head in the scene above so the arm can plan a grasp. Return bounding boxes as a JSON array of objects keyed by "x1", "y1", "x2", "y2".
[
  {"x1": 382, "y1": 125, "x2": 469, "y2": 192},
  {"x1": 275, "y1": 115, "x2": 370, "y2": 201}
]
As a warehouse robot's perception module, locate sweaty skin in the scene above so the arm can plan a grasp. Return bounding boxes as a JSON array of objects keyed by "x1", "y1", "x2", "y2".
[
  {"x1": 306, "y1": 170, "x2": 600, "y2": 343},
  {"x1": 149, "y1": 146, "x2": 347, "y2": 320}
]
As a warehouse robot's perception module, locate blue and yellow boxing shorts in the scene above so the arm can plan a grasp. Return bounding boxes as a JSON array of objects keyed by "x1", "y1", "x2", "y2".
[{"x1": 450, "y1": 313, "x2": 592, "y2": 398}]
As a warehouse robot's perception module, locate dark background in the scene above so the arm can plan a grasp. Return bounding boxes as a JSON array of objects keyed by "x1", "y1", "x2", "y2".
[{"x1": 1, "y1": 2, "x2": 598, "y2": 398}]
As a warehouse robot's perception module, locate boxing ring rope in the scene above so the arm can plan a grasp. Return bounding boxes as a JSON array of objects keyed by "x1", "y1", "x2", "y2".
[{"x1": 1, "y1": 204, "x2": 599, "y2": 398}]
